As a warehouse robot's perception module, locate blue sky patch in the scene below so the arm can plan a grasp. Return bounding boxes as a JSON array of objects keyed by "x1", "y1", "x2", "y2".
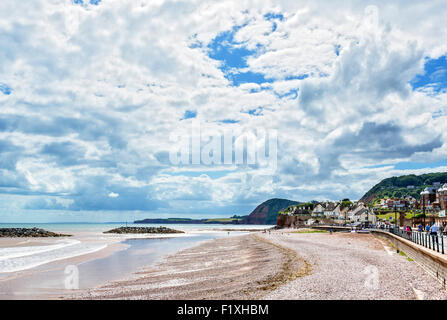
[
  {"x1": 182, "y1": 110, "x2": 197, "y2": 120},
  {"x1": 334, "y1": 44, "x2": 341, "y2": 56},
  {"x1": 393, "y1": 158, "x2": 447, "y2": 170},
  {"x1": 285, "y1": 74, "x2": 308, "y2": 81},
  {"x1": 275, "y1": 88, "x2": 299, "y2": 99},
  {"x1": 208, "y1": 25, "x2": 253, "y2": 70},
  {"x1": 207, "y1": 26, "x2": 272, "y2": 86},
  {"x1": 264, "y1": 13, "x2": 284, "y2": 32},
  {"x1": 264, "y1": 13, "x2": 284, "y2": 21},
  {"x1": 220, "y1": 119, "x2": 239, "y2": 124},
  {"x1": 0, "y1": 84, "x2": 12, "y2": 95},
  {"x1": 247, "y1": 107, "x2": 264, "y2": 116},
  {"x1": 363, "y1": 163, "x2": 393, "y2": 169},
  {"x1": 73, "y1": 0, "x2": 101, "y2": 6},
  {"x1": 363, "y1": 158, "x2": 447, "y2": 170},
  {"x1": 227, "y1": 71, "x2": 272, "y2": 86},
  {"x1": 411, "y1": 55, "x2": 447, "y2": 93}
]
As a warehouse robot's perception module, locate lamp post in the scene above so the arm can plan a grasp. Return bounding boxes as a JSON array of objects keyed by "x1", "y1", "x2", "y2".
[
  {"x1": 394, "y1": 204, "x2": 397, "y2": 231},
  {"x1": 344, "y1": 208, "x2": 347, "y2": 226},
  {"x1": 423, "y1": 196, "x2": 426, "y2": 229},
  {"x1": 365, "y1": 210, "x2": 369, "y2": 229}
]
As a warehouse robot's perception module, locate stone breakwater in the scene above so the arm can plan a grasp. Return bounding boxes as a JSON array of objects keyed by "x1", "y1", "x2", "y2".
[
  {"x1": 0, "y1": 228, "x2": 71, "y2": 237},
  {"x1": 103, "y1": 226, "x2": 184, "y2": 234}
]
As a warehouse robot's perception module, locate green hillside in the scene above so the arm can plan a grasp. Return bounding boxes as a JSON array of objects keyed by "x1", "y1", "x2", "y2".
[
  {"x1": 243, "y1": 198, "x2": 301, "y2": 224},
  {"x1": 360, "y1": 172, "x2": 447, "y2": 205}
]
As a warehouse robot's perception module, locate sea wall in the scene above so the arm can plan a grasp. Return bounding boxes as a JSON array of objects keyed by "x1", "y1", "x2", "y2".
[
  {"x1": 372, "y1": 230, "x2": 447, "y2": 288},
  {"x1": 276, "y1": 215, "x2": 312, "y2": 228},
  {"x1": 276, "y1": 215, "x2": 335, "y2": 228}
]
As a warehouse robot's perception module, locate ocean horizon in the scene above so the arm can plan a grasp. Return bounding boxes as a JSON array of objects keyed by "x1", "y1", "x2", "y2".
[{"x1": 0, "y1": 222, "x2": 273, "y2": 233}]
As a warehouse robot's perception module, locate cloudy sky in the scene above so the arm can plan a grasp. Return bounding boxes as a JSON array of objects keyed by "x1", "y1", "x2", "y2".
[{"x1": 1, "y1": 0, "x2": 447, "y2": 222}]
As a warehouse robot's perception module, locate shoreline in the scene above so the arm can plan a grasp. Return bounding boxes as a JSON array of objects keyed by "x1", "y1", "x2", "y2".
[
  {"x1": 72, "y1": 233, "x2": 308, "y2": 300},
  {"x1": 0, "y1": 230, "x2": 236, "y2": 299},
  {"x1": 73, "y1": 229, "x2": 447, "y2": 300},
  {"x1": 4, "y1": 227, "x2": 447, "y2": 300},
  {"x1": 0, "y1": 232, "x2": 190, "y2": 275}
]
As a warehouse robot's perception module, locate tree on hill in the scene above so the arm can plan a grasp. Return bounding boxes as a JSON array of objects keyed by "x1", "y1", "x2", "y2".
[
  {"x1": 360, "y1": 172, "x2": 447, "y2": 204},
  {"x1": 341, "y1": 199, "x2": 353, "y2": 209}
]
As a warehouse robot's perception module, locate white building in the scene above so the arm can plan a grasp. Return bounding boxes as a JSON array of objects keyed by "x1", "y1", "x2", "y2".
[
  {"x1": 323, "y1": 203, "x2": 341, "y2": 218},
  {"x1": 312, "y1": 203, "x2": 325, "y2": 217},
  {"x1": 351, "y1": 208, "x2": 377, "y2": 224}
]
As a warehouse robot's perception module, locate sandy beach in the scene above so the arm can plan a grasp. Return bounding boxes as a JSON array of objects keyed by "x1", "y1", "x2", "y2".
[
  {"x1": 74, "y1": 233, "x2": 308, "y2": 299},
  {"x1": 71, "y1": 230, "x2": 447, "y2": 300},
  {"x1": 0, "y1": 228, "x2": 205, "y2": 299}
]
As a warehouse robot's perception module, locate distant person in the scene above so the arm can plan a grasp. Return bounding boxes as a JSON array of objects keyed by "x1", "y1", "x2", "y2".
[
  {"x1": 418, "y1": 224, "x2": 423, "y2": 232},
  {"x1": 444, "y1": 224, "x2": 447, "y2": 235},
  {"x1": 426, "y1": 224, "x2": 430, "y2": 233},
  {"x1": 430, "y1": 223, "x2": 439, "y2": 245},
  {"x1": 406, "y1": 226, "x2": 412, "y2": 238}
]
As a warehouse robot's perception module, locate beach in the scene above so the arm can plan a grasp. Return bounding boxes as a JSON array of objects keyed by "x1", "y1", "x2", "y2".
[
  {"x1": 0, "y1": 224, "x2": 268, "y2": 299},
  {"x1": 75, "y1": 233, "x2": 308, "y2": 299},
  {"x1": 72, "y1": 230, "x2": 447, "y2": 300},
  {"x1": 2, "y1": 227, "x2": 447, "y2": 300}
]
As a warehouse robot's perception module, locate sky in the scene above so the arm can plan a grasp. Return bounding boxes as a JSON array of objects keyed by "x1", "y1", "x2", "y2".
[{"x1": 1, "y1": 0, "x2": 447, "y2": 222}]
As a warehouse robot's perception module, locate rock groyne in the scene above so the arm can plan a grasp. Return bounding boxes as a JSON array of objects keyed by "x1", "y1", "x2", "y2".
[
  {"x1": 0, "y1": 228, "x2": 71, "y2": 237},
  {"x1": 103, "y1": 226, "x2": 184, "y2": 234}
]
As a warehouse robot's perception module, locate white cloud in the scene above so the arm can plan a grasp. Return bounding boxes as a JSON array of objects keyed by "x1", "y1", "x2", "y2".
[{"x1": 0, "y1": 0, "x2": 447, "y2": 220}]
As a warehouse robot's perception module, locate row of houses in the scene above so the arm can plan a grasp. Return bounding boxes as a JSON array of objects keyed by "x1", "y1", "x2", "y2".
[
  {"x1": 420, "y1": 183, "x2": 447, "y2": 212},
  {"x1": 280, "y1": 183, "x2": 447, "y2": 227},
  {"x1": 373, "y1": 183, "x2": 447, "y2": 213},
  {"x1": 374, "y1": 196, "x2": 417, "y2": 210},
  {"x1": 310, "y1": 201, "x2": 376, "y2": 224}
]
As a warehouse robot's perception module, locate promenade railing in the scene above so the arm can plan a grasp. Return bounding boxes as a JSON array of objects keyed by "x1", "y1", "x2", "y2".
[{"x1": 375, "y1": 226, "x2": 446, "y2": 255}]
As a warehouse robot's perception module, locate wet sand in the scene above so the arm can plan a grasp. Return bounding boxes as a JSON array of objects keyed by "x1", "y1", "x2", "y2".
[
  {"x1": 74, "y1": 234, "x2": 309, "y2": 300},
  {"x1": 0, "y1": 231, "x2": 193, "y2": 299}
]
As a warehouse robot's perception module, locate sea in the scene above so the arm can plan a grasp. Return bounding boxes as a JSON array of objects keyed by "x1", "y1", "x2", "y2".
[
  {"x1": 0, "y1": 222, "x2": 269, "y2": 233},
  {"x1": 0, "y1": 222, "x2": 272, "y2": 298}
]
